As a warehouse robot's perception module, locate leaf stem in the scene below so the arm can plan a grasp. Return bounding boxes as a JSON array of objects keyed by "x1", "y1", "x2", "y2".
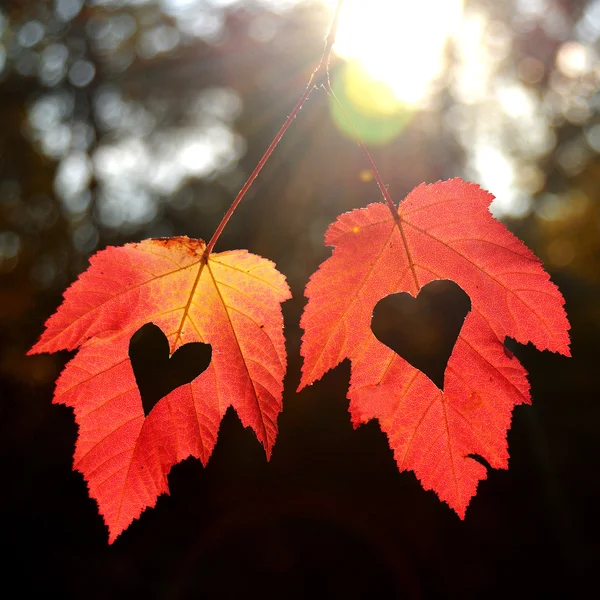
[
  {"x1": 324, "y1": 84, "x2": 420, "y2": 288},
  {"x1": 323, "y1": 83, "x2": 400, "y2": 224},
  {"x1": 203, "y1": 0, "x2": 346, "y2": 260}
]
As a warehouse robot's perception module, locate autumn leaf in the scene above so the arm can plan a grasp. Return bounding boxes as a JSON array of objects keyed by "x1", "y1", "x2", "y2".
[
  {"x1": 299, "y1": 179, "x2": 570, "y2": 517},
  {"x1": 29, "y1": 237, "x2": 290, "y2": 542}
]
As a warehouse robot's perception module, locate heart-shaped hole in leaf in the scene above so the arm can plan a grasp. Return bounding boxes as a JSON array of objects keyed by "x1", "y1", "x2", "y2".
[
  {"x1": 371, "y1": 280, "x2": 471, "y2": 390},
  {"x1": 129, "y1": 323, "x2": 212, "y2": 417}
]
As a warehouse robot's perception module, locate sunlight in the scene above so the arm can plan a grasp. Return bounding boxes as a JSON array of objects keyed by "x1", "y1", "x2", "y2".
[{"x1": 323, "y1": 0, "x2": 464, "y2": 107}]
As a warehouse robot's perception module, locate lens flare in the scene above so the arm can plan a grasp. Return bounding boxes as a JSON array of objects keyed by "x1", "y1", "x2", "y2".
[
  {"x1": 323, "y1": 0, "x2": 464, "y2": 143},
  {"x1": 330, "y1": 62, "x2": 412, "y2": 145}
]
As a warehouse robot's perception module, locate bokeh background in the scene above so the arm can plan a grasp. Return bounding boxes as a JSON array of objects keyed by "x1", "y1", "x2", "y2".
[{"x1": 1, "y1": 0, "x2": 598, "y2": 597}]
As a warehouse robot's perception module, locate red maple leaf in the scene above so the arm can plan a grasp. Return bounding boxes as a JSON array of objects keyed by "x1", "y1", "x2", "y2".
[
  {"x1": 299, "y1": 179, "x2": 570, "y2": 516},
  {"x1": 29, "y1": 237, "x2": 290, "y2": 542}
]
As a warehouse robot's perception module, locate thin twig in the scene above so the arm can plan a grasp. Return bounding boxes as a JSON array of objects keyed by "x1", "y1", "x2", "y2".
[{"x1": 203, "y1": 0, "x2": 346, "y2": 259}]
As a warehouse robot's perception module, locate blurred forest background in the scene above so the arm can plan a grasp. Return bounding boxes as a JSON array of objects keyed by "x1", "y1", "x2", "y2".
[{"x1": 0, "y1": 0, "x2": 598, "y2": 597}]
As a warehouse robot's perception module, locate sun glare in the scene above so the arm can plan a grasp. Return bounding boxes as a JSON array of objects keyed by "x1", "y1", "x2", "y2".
[{"x1": 323, "y1": 0, "x2": 464, "y2": 107}]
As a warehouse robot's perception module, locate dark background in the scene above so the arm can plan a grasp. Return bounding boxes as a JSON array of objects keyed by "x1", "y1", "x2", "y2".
[{"x1": 0, "y1": 0, "x2": 597, "y2": 597}]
